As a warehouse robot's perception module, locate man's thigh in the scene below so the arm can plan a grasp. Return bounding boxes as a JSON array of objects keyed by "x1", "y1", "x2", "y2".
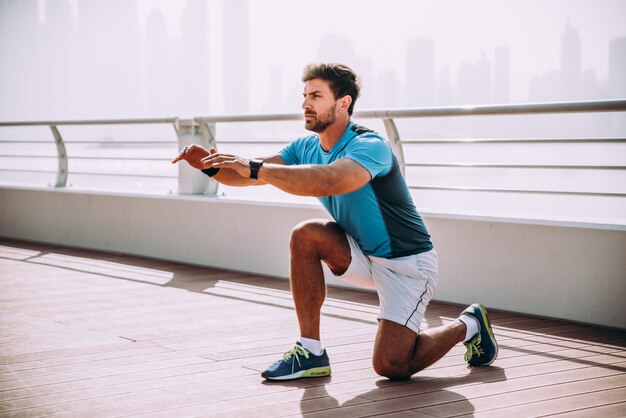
[
  {"x1": 321, "y1": 230, "x2": 376, "y2": 290},
  {"x1": 293, "y1": 219, "x2": 351, "y2": 274},
  {"x1": 373, "y1": 319, "x2": 417, "y2": 368},
  {"x1": 369, "y1": 249, "x2": 438, "y2": 334}
]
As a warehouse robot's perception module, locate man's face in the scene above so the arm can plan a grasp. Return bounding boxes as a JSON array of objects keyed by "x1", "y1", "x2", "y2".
[{"x1": 302, "y1": 78, "x2": 338, "y2": 133}]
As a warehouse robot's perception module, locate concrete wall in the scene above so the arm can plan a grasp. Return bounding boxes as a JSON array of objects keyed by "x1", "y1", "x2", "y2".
[{"x1": 1, "y1": 186, "x2": 625, "y2": 329}]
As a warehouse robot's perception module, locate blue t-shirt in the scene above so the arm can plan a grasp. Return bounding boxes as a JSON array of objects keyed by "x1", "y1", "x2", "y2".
[{"x1": 278, "y1": 122, "x2": 433, "y2": 258}]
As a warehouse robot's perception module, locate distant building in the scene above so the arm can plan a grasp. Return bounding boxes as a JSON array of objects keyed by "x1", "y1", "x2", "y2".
[
  {"x1": 180, "y1": 0, "x2": 210, "y2": 117},
  {"x1": 405, "y1": 38, "x2": 436, "y2": 106},
  {"x1": 560, "y1": 22, "x2": 582, "y2": 99},
  {"x1": 79, "y1": 0, "x2": 142, "y2": 117},
  {"x1": 609, "y1": 37, "x2": 626, "y2": 97},
  {"x1": 456, "y1": 53, "x2": 492, "y2": 105},
  {"x1": 436, "y1": 67, "x2": 454, "y2": 106},
  {"x1": 609, "y1": 37, "x2": 626, "y2": 132},
  {"x1": 223, "y1": 0, "x2": 249, "y2": 114},
  {"x1": 493, "y1": 46, "x2": 510, "y2": 103}
]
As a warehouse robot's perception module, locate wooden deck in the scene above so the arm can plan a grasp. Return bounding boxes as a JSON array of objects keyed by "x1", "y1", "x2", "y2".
[{"x1": 0, "y1": 238, "x2": 624, "y2": 418}]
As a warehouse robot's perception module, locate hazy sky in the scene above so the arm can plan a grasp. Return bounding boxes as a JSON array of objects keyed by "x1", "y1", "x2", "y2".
[
  {"x1": 10, "y1": 0, "x2": 626, "y2": 118},
  {"x1": 128, "y1": 0, "x2": 626, "y2": 110},
  {"x1": 2, "y1": 0, "x2": 625, "y2": 218}
]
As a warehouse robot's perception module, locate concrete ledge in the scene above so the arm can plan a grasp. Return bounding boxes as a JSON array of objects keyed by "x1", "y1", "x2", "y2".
[{"x1": 1, "y1": 186, "x2": 625, "y2": 329}]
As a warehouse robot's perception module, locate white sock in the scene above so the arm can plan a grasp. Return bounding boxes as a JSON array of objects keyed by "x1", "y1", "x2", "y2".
[
  {"x1": 459, "y1": 315, "x2": 480, "y2": 342},
  {"x1": 298, "y1": 337, "x2": 323, "y2": 356}
]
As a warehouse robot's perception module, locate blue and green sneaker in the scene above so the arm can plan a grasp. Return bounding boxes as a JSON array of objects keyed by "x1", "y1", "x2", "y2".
[
  {"x1": 262, "y1": 342, "x2": 331, "y2": 380},
  {"x1": 461, "y1": 303, "x2": 498, "y2": 366}
]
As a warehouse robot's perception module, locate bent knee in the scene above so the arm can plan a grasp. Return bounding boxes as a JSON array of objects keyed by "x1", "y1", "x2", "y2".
[
  {"x1": 291, "y1": 219, "x2": 325, "y2": 241},
  {"x1": 290, "y1": 219, "x2": 340, "y2": 250},
  {"x1": 372, "y1": 358, "x2": 412, "y2": 381}
]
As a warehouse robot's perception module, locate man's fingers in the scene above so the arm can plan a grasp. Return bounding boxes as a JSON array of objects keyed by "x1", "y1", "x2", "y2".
[
  {"x1": 171, "y1": 153, "x2": 185, "y2": 164},
  {"x1": 202, "y1": 155, "x2": 223, "y2": 165},
  {"x1": 171, "y1": 146, "x2": 192, "y2": 164},
  {"x1": 202, "y1": 153, "x2": 222, "y2": 164},
  {"x1": 201, "y1": 154, "x2": 239, "y2": 170},
  {"x1": 203, "y1": 152, "x2": 235, "y2": 161}
]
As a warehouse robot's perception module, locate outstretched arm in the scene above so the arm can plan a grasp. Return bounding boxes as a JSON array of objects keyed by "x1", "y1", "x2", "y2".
[
  {"x1": 211, "y1": 154, "x2": 285, "y2": 186},
  {"x1": 171, "y1": 144, "x2": 283, "y2": 187},
  {"x1": 203, "y1": 152, "x2": 371, "y2": 196}
]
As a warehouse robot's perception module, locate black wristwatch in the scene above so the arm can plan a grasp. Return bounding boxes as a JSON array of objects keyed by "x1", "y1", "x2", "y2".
[{"x1": 249, "y1": 159, "x2": 263, "y2": 180}]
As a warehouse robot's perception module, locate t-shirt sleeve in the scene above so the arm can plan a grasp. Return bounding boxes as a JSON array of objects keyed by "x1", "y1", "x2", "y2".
[
  {"x1": 343, "y1": 135, "x2": 392, "y2": 178},
  {"x1": 277, "y1": 137, "x2": 303, "y2": 166}
]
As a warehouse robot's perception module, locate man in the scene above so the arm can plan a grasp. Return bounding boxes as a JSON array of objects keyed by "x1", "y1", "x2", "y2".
[{"x1": 172, "y1": 63, "x2": 497, "y2": 381}]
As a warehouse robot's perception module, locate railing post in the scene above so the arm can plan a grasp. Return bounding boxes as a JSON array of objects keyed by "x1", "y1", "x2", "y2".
[
  {"x1": 174, "y1": 119, "x2": 217, "y2": 195},
  {"x1": 49, "y1": 125, "x2": 68, "y2": 187},
  {"x1": 383, "y1": 118, "x2": 405, "y2": 176},
  {"x1": 198, "y1": 122, "x2": 218, "y2": 195}
]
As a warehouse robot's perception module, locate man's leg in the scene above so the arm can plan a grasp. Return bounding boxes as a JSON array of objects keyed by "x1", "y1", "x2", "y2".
[
  {"x1": 372, "y1": 319, "x2": 466, "y2": 380},
  {"x1": 261, "y1": 219, "x2": 352, "y2": 380},
  {"x1": 289, "y1": 219, "x2": 352, "y2": 340}
]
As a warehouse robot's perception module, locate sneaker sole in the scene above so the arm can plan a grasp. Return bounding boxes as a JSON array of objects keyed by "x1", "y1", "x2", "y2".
[{"x1": 263, "y1": 366, "x2": 331, "y2": 381}]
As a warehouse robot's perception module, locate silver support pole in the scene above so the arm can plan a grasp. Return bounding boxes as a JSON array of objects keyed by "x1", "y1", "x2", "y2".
[
  {"x1": 49, "y1": 125, "x2": 68, "y2": 187},
  {"x1": 174, "y1": 119, "x2": 212, "y2": 195},
  {"x1": 198, "y1": 122, "x2": 218, "y2": 195},
  {"x1": 383, "y1": 118, "x2": 405, "y2": 176}
]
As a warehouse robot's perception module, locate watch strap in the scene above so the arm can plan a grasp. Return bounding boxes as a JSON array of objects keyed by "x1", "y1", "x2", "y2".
[{"x1": 249, "y1": 159, "x2": 263, "y2": 180}]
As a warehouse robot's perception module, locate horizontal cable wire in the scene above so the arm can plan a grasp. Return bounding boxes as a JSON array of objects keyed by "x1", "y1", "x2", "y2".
[
  {"x1": 68, "y1": 171, "x2": 176, "y2": 178},
  {"x1": 400, "y1": 137, "x2": 626, "y2": 144},
  {"x1": 408, "y1": 185, "x2": 626, "y2": 198},
  {"x1": 404, "y1": 163, "x2": 626, "y2": 170}
]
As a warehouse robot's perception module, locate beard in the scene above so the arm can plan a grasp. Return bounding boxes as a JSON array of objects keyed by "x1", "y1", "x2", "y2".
[{"x1": 304, "y1": 103, "x2": 337, "y2": 133}]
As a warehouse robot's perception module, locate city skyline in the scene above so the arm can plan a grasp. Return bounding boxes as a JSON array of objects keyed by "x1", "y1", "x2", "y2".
[{"x1": 0, "y1": 0, "x2": 625, "y2": 122}]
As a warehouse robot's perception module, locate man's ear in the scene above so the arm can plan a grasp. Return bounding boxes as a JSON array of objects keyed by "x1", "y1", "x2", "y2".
[{"x1": 339, "y1": 95, "x2": 352, "y2": 114}]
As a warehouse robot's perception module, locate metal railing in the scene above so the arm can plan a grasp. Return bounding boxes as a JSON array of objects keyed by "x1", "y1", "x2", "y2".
[
  {"x1": 0, "y1": 117, "x2": 180, "y2": 189},
  {"x1": 0, "y1": 99, "x2": 625, "y2": 198}
]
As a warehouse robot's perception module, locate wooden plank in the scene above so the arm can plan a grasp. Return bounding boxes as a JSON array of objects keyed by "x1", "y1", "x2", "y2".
[
  {"x1": 1, "y1": 238, "x2": 625, "y2": 418},
  {"x1": 1, "y1": 368, "x2": 268, "y2": 416},
  {"x1": 415, "y1": 364, "x2": 626, "y2": 417},
  {"x1": 196, "y1": 345, "x2": 626, "y2": 416},
  {"x1": 547, "y1": 401, "x2": 626, "y2": 418},
  {"x1": 100, "y1": 354, "x2": 620, "y2": 416},
  {"x1": 456, "y1": 385, "x2": 626, "y2": 418},
  {"x1": 0, "y1": 351, "x2": 215, "y2": 387},
  {"x1": 0, "y1": 344, "x2": 169, "y2": 374}
]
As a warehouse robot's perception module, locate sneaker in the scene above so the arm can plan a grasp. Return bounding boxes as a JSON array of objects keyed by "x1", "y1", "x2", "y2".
[
  {"x1": 461, "y1": 303, "x2": 498, "y2": 366},
  {"x1": 262, "y1": 342, "x2": 331, "y2": 380}
]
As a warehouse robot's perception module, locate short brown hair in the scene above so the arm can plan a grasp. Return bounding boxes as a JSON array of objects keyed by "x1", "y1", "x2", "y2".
[{"x1": 302, "y1": 63, "x2": 361, "y2": 116}]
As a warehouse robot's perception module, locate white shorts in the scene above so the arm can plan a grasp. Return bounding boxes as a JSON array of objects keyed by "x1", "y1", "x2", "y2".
[{"x1": 322, "y1": 233, "x2": 439, "y2": 334}]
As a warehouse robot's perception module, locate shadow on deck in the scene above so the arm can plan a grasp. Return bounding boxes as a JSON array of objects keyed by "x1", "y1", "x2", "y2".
[{"x1": 0, "y1": 239, "x2": 624, "y2": 417}]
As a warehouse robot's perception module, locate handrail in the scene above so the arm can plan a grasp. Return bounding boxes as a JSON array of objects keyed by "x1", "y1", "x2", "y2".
[
  {"x1": 0, "y1": 99, "x2": 625, "y2": 199},
  {"x1": 193, "y1": 99, "x2": 626, "y2": 123},
  {"x1": 2, "y1": 99, "x2": 622, "y2": 127},
  {"x1": 355, "y1": 98, "x2": 626, "y2": 119},
  {"x1": 0, "y1": 117, "x2": 179, "y2": 127}
]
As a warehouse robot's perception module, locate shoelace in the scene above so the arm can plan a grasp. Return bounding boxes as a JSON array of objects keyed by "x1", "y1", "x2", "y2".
[
  {"x1": 464, "y1": 333, "x2": 485, "y2": 362},
  {"x1": 283, "y1": 345, "x2": 311, "y2": 371}
]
